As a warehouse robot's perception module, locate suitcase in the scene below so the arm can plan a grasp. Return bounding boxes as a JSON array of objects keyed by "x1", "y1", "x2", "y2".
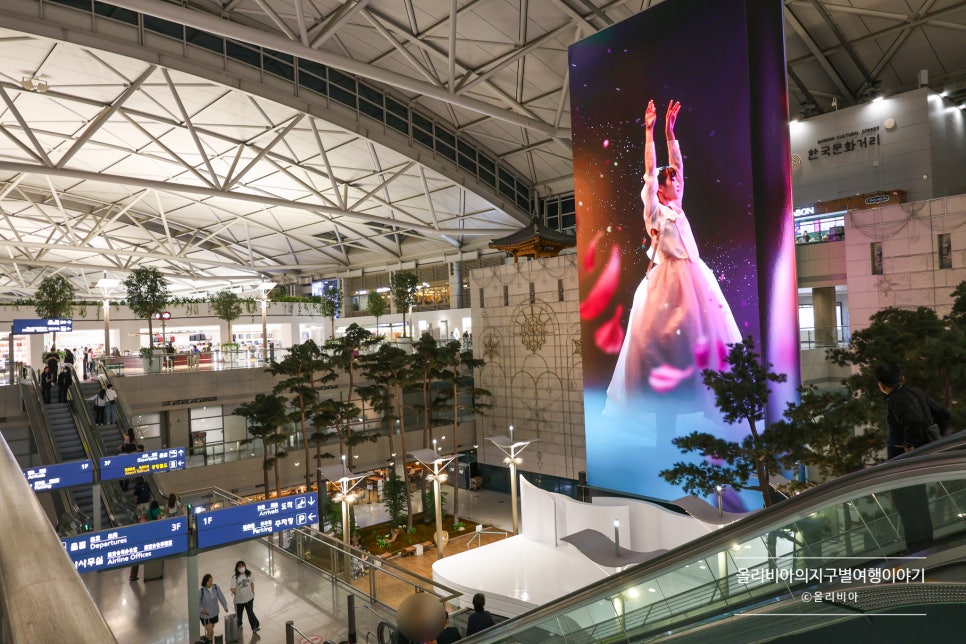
[
  {"x1": 224, "y1": 616, "x2": 240, "y2": 644},
  {"x1": 143, "y1": 559, "x2": 164, "y2": 581}
]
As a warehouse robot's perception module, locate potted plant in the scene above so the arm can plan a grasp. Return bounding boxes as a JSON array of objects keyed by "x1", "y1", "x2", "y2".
[
  {"x1": 221, "y1": 342, "x2": 240, "y2": 366},
  {"x1": 139, "y1": 346, "x2": 161, "y2": 373}
]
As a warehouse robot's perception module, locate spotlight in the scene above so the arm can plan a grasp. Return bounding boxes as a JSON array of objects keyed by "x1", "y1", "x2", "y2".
[{"x1": 20, "y1": 77, "x2": 34, "y2": 91}]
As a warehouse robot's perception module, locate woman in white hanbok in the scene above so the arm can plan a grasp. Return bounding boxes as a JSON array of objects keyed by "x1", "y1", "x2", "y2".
[{"x1": 605, "y1": 100, "x2": 740, "y2": 431}]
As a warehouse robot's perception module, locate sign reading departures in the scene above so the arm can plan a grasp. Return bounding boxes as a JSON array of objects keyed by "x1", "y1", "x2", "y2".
[
  {"x1": 99, "y1": 447, "x2": 187, "y2": 481},
  {"x1": 61, "y1": 517, "x2": 188, "y2": 573},
  {"x1": 22, "y1": 460, "x2": 94, "y2": 491},
  {"x1": 196, "y1": 492, "x2": 319, "y2": 549}
]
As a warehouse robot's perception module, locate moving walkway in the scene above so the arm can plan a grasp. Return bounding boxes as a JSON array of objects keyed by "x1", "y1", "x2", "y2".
[{"x1": 468, "y1": 452, "x2": 966, "y2": 642}]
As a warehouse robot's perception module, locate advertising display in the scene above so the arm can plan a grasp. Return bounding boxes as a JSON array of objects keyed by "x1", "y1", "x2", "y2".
[
  {"x1": 23, "y1": 460, "x2": 94, "y2": 491},
  {"x1": 570, "y1": 0, "x2": 798, "y2": 505},
  {"x1": 197, "y1": 492, "x2": 319, "y2": 548},
  {"x1": 99, "y1": 447, "x2": 187, "y2": 481},
  {"x1": 61, "y1": 517, "x2": 188, "y2": 573}
]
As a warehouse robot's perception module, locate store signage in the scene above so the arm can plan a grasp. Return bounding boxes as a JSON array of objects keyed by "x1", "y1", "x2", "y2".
[
  {"x1": 23, "y1": 460, "x2": 93, "y2": 491},
  {"x1": 807, "y1": 126, "x2": 880, "y2": 160},
  {"x1": 793, "y1": 205, "x2": 816, "y2": 218},
  {"x1": 61, "y1": 517, "x2": 188, "y2": 573},
  {"x1": 865, "y1": 194, "x2": 891, "y2": 205},
  {"x1": 12, "y1": 318, "x2": 73, "y2": 334},
  {"x1": 98, "y1": 447, "x2": 187, "y2": 481},
  {"x1": 197, "y1": 492, "x2": 319, "y2": 549}
]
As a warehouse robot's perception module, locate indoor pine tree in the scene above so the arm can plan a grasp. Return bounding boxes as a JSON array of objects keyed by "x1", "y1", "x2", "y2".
[{"x1": 34, "y1": 274, "x2": 75, "y2": 349}]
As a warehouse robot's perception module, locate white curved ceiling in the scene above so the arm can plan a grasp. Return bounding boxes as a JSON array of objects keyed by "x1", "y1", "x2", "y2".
[{"x1": 0, "y1": 0, "x2": 964, "y2": 299}]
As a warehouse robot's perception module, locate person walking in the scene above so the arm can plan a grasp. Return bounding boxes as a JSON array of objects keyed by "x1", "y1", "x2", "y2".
[
  {"x1": 82, "y1": 347, "x2": 90, "y2": 380},
  {"x1": 465, "y1": 592, "x2": 495, "y2": 636},
  {"x1": 199, "y1": 573, "x2": 229, "y2": 644},
  {"x1": 105, "y1": 384, "x2": 118, "y2": 424},
  {"x1": 165, "y1": 493, "x2": 183, "y2": 518},
  {"x1": 230, "y1": 560, "x2": 260, "y2": 633}
]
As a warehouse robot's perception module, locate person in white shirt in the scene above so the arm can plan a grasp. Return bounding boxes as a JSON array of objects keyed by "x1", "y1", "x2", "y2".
[
  {"x1": 104, "y1": 384, "x2": 118, "y2": 424},
  {"x1": 230, "y1": 560, "x2": 260, "y2": 632}
]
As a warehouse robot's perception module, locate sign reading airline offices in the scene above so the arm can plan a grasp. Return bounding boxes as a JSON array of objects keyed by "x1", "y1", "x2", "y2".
[
  {"x1": 61, "y1": 517, "x2": 188, "y2": 573},
  {"x1": 12, "y1": 318, "x2": 73, "y2": 334},
  {"x1": 22, "y1": 460, "x2": 94, "y2": 491},
  {"x1": 197, "y1": 492, "x2": 319, "y2": 548},
  {"x1": 99, "y1": 447, "x2": 187, "y2": 481}
]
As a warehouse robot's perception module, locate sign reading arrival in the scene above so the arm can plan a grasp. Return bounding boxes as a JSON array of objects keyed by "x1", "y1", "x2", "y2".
[{"x1": 13, "y1": 318, "x2": 73, "y2": 334}]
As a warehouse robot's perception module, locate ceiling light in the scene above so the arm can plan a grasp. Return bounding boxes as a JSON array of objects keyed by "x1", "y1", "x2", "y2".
[{"x1": 20, "y1": 77, "x2": 34, "y2": 91}]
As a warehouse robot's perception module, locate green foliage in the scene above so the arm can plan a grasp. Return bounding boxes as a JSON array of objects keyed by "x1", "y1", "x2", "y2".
[
  {"x1": 123, "y1": 267, "x2": 169, "y2": 347},
  {"x1": 234, "y1": 393, "x2": 289, "y2": 497},
  {"x1": 366, "y1": 290, "x2": 388, "y2": 334},
  {"x1": 210, "y1": 290, "x2": 243, "y2": 340},
  {"x1": 661, "y1": 336, "x2": 787, "y2": 507},
  {"x1": 319, "y1": 283, "x2": 341, "y2": 339},
  {"x1": 321, "y1": 324, "x2": 383, "y2": 460},
  {"x1": 769, "y1": 386, "x2": 885, "y2": 481},
  {"x1": 34, "y1": 275, "x2": 75, "y2": 320},
  {"x1": 411, "y1": 333, "x2": 451, "y2": 448},
  {"x1": 390, "y1": 271, "x2": 418, "y2": 336},
  {"x1": 382, "y1": 468, "x2": 408, "y2": 528},
  {"x1": 422, "y1": 488, "x2": 447, "y2": 523},
  {"x1": 826, "y1": 294, "x2": 966, "y2": 432},
  {"x1": 271, "y1": 340, "x2": 337, "y2": 489}
]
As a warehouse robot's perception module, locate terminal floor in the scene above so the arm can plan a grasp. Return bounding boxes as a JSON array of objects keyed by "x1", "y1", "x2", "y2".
[{"x1": 82, "y1": 486, "x2": 514, "y2": 643}]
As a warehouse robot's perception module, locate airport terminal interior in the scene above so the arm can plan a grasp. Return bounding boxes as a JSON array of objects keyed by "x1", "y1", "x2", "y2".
[{"x1": 2, "y1": 0, "x2": 966, "y2": 642}]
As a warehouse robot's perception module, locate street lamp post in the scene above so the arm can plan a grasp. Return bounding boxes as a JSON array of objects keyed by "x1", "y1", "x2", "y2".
[
  {"x1": 96, "y1": 273, "x2": 120, "y2": 356},
  {"x1": 319, "y1": 458, "x2": 366, "y2": 547},
  {"x1": 257, "y1": 282, "x2": 276, "y2": 365},
  {"x1": 488, "y1": 426, "x2": 535, "y2": 535},
  {"x1": 411, "y1": 447, "x2": 459, "y2": 558}
]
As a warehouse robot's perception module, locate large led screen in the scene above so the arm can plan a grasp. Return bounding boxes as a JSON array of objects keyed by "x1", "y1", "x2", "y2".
[{"x1": 571, "y1": 0, "x2": 798, "y2": 506}]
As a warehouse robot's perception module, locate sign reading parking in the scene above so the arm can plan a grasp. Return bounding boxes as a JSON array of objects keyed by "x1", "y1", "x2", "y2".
[
  {"x1": 197, "y1": 492, "x2": 318, "y2": 549},
  {"x1": 61, "y1": 517, "x2": 188, "y2": 573},
  {"x1": 13, "y1": 318, "x2": 73, "y2": 334},
  {"x1": 23, "y1": 460, "x2": 94, "y2": 491},
  {"x1": 99, "y1": 447, "x2": 187, "y2": 481}
]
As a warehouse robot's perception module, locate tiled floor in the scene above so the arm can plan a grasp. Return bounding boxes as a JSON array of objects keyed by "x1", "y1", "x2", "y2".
[{"x1": 82, "y1": 485, "x2": 514, "y2": 643}]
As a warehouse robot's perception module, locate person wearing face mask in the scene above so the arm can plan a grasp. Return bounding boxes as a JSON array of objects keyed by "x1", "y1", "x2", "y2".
[
  {"x1": 199, "y1": 573, "x2": 228, "y2": 644},
  {"x1": 230, "y1": 560, "x2": 260, "y2": 633}
]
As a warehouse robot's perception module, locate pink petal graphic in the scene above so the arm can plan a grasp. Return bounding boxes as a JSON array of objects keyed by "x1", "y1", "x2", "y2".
[
  {"x1": 580, "y1": 245, "x2": 621, "y2": 320},
  {"x1": 584, "y1": 230, "x2": 604, "y2": 271},
  {"x1": 594, "y1": 304, "x2": 625, "y2": 354},
  {"x1": 694, "y1": 337, "x2": 710, "y2": 369},
  {"x1": 648, "y1": 364, "x2": 695, "y2": 393}
]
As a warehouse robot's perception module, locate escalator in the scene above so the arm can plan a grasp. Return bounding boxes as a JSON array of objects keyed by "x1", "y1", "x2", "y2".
[
  {"x1": 41, "y1": 376, "x2": 112, "y2": 530},
  {"x1": 469, "y1": 452, "x2": 966, "y2": 643}
]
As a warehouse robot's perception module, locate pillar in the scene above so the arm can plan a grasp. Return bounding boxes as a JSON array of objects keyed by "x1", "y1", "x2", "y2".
[{"x1": 812, "y1": 286, "x2": 837, "y2": 347}]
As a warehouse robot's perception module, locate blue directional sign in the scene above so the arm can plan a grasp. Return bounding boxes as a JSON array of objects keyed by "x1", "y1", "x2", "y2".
[
  {"x1": 13, "y1": 318, "x2": 73, "y2": 334},
  {"x1": 197, "y1": 492, "x2": 319, "y2": 549},
  {"x1": 61, "y1": 517, "x2": 188, "y2": 573},
  {"x1": 23, "y1": 460, "x2": 94, "y2": 491},
  {"x1": 99, "y1": 447, "x2": 187, "y2": 481}
]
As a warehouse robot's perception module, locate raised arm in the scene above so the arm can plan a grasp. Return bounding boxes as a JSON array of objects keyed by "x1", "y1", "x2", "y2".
[
  {"x1": 641, "y1": 100, "x2": 661, "y2": 231},
  {"x1": 665, "y1": 101, "x2": 683, "y2": 199}
]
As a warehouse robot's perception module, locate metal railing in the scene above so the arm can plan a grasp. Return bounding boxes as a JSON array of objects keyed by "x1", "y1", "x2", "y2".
[{"x1": 799, "y1": 325, "x2": 851, "y2": 350}]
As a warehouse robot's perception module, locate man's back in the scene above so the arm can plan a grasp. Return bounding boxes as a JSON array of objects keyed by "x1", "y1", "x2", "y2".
[{"x1": 465, "y1": 610, "x2": 494, "y2": 636}]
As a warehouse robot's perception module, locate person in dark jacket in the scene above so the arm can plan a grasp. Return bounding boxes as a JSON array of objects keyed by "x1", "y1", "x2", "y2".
[
  {"x1": 875, "y1": 362, "x2": 946, "y2": 552},
  {"x1": 40, "y1": 366, "x2": 53, "y2": 404},
  {"x1": 465, "y1": 593, "x2": 495, "y2": 636},
  {"x1": 56, "y1": 366, "x2": 73, "y2": 403},
  {"x1": 875, "y1": 362, "x2": 951, "y2": 457}
]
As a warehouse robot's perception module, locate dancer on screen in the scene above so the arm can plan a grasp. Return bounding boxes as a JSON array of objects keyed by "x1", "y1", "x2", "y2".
[{"x1": 605, "y1": 99, "x2": 740, "y2": 438}]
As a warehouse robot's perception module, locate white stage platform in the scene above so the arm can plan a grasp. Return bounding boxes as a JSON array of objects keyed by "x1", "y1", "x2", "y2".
[{"x1": 432, "y1": 534, "x2": 613, "y2": 618}]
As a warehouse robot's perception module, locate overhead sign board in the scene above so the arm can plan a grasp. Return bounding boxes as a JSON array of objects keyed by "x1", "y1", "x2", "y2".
[
  {"x1": 61, "y1": 517, "x2": 188, "y2": 573},
  {"x1": 13, "y1": 318, "x2": 73, "y2": 334},
  {"x1": 197, "y1": 492, "x2": 319, "y2": 549},
  {"x1": 23, "y1": 460, "x2": 94, "y2": 491},
  {"x1": 98, "y1": 447, "x2": 187, "y2": 481}
]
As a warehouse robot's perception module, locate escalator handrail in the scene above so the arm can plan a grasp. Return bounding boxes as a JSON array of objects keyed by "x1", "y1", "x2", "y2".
[
  {"x1": 66, "y1": 376, "x2": 135, "y2": 526},
  {"x1": 17, "y1": 366, "x2": 83, "y2": 527},
  {"x1": 467, "y1": 451, "x2": 966, "y2": 641},
  {"x1": 92, "y1": 360, "x2": 169, "y2": 506}
]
